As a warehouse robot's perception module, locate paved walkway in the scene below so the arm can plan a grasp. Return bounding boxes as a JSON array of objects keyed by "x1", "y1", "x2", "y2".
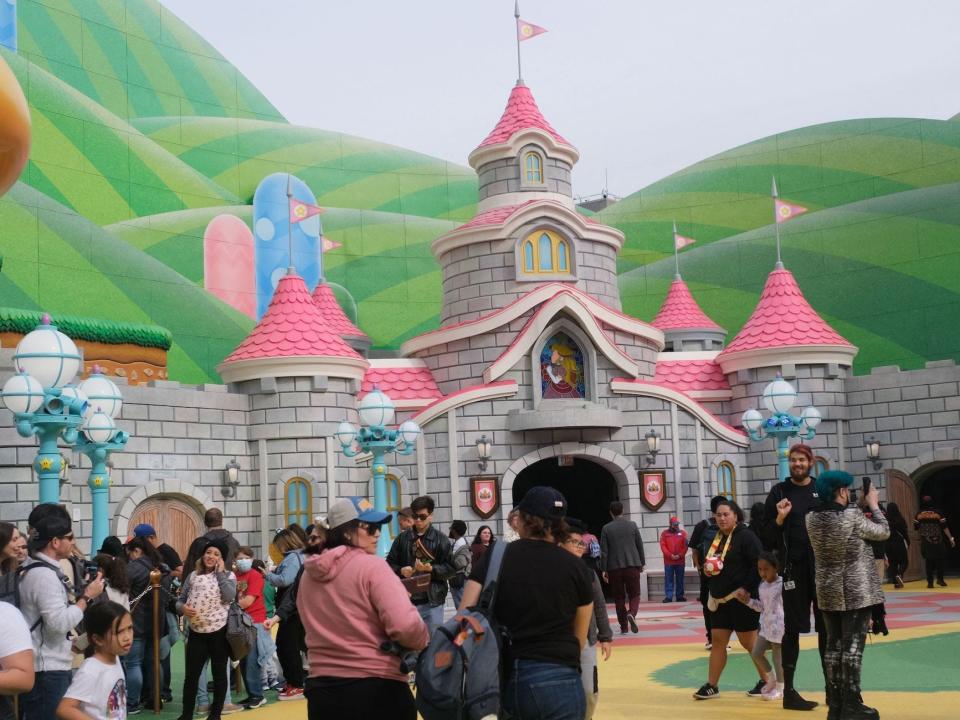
[{"x1": 151, "y1": 582, "x2": 958, "y2": 719}]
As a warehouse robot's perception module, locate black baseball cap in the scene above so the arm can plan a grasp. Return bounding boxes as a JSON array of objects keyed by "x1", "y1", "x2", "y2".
[{"x1": 517, "y1": 486, "x2": 567, "y2": 521}]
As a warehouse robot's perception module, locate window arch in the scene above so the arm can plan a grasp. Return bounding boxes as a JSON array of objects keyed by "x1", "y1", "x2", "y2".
[
  {"x1": 284, "y1": 476, "x2": 312, "y2": 528},
  {"x1": 716, "y1": 461, "x2": 736, "y2": 501},
  {"x1": 523, "y1": 151, "x2": 544, "y2": 184},
  {"x1": 814, "y1": 456, "x2": 830, "y2": 477},
  {"x1": 521, "y1": 229, "x2": 572, "y2": 276}
]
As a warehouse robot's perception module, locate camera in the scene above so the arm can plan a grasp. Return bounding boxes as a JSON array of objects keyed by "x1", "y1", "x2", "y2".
[
  {"x1": 83, "y1": 560, "x2": 99, "y2": 583},
  {"x1": 380, "y1": 640, "x2": 419, "y2": 674}
]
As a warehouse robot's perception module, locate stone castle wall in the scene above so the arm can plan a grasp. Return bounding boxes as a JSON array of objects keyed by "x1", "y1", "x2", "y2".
[{"x1": 476, "y1": 153, "x2": 573, "y2": 201}]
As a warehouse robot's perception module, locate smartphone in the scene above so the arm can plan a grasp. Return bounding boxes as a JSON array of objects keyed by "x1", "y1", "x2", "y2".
[
  {"x1": 83, "y1": 560, "x2": 99, "y2": 582},
  {"x1": 862, "y1": 477, "x2": 872, "y2": 495}
]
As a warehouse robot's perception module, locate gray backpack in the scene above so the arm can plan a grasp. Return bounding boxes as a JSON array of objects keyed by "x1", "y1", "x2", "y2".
[{"x1": 415, "y1": 541, "x2": 507, "y2": 720}]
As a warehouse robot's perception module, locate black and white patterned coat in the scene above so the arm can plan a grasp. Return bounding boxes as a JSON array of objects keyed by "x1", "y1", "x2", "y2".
[{"x1": 806, "y1": 504, "x2": 889, "y2": 612}]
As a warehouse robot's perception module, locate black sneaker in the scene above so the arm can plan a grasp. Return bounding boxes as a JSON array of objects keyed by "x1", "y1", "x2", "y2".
[
  {"x1": 627, "y1": 613, "x2": 639, "y2": 633},
  {"x1": 662, "y1": 597, "x2": 673, "y2": 603},
  {"x1": 783, "y1": 688, "x2": 819, "y2": 710},
  {"x1": 746, "y1": 680, "x2": 766, "y2": 697},
  {"x1": 128, "y1": 707, "x2": 143, "y2": 717},
  {"x1": 693, "y1": 683, "x2": 720, "y2": 700},
  {"x1": 677, "y1": 596, "x2": 687, "y2": 602},
  {"x1": 937, "y1": 579, "x2": 948, "y2": 587},
  {"x1": 243, "y1": 698, "x2": 267, "y2": 710}
]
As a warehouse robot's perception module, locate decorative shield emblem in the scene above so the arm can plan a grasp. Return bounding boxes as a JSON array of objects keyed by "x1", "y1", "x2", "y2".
[
  {"x1": 640, "y1": 470, "x2": 666, "y2": 511},
  {"x1": 470, "y1": 476, "x2": 501, "y2": 520}
]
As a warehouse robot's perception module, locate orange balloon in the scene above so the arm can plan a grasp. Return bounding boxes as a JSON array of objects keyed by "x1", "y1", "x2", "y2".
[{"x1": 0, "y1": 54, "x2": 31, "y2": 196}]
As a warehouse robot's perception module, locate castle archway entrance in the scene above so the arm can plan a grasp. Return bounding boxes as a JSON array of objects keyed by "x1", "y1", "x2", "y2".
[
  {"x1": 912, "y1": 463, "x2": 960, "y2": 576},
  {"x1": 129, "y1": 496, "x2": 203, "y2": 564}
]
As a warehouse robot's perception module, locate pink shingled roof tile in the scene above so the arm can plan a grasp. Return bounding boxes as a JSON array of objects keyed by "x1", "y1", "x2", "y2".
[
  {"x1": 312, "y1": 283, "x2": 366, "y2": 338},
  {"x1": 223, "y1": 272, "x2": 361, "y2": 363},
  {"x1": 718, "y1": 266, "x2": 853, "y2": 356},
  {"x1": 360, "y1": 364, "x2": 442, "y2": 403},
  {"x1": 651, "y1": 278, "x2": 723, "y2": 332},
  {"x1": 653, "y1": 359, "x2": 730, "y2": 392},
  {"x1": 477, "y1": 83, "x2": 571, "y2": 148}
]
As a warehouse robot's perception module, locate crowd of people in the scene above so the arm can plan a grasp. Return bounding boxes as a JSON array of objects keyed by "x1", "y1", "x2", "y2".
[{"x1": 0, "y1": 450, "x2": 954, "y2": 720}]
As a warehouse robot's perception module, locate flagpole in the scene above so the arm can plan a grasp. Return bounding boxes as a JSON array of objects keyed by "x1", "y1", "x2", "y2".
[
  {"x1": 771, "y1": 176, "x2": 783, "y2": 268},
  {"x1": 286, "y1": 173, "x2": 295, "y2": 272},
  {"x1": 514, "y1": 1, "x2": 522, "y2": 83},
  {"x1": 673, "y1": 220, "x2": 680, "y2": 279}
]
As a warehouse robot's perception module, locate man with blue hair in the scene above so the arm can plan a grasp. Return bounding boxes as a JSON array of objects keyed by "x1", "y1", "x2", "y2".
[{"x1": 806, "y1": 470, "x2": 889, "y2": 720}]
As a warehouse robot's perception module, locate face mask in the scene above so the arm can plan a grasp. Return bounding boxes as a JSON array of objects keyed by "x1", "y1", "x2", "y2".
[{"x1": 236, "y1": 558, "x2": 253, "y2": 572}]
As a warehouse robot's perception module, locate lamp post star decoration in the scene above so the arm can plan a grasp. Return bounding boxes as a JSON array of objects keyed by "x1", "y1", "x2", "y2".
[
  {"x1": 1, "y1": 314, "x2": 128, "y2": 552},
  {"x1": 336, "y1": 386, "x2": 420, "y2": 556},
  {"x1": 740, "y1": 373, "x2": 821, "y2": 482}
]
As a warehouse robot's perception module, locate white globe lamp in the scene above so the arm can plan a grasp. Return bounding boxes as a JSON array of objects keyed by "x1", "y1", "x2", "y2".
[
  {"x1": 762, "y1": 376, "x2": 797, "y2": 415},
  {"x1": 1, "y1": 372, "x2": 45, "y2": 415},
  {"x1": 358, "y1": 387, "x2": 395, "y2": 428},
  {"x1": 84, "y1": 408, "x2": 116, "y2": 444},
  {"x1": 741, "y1": 408, "x2": 763, "y2": 433},
  {"x1": 79, "y1": 370, "x2": 123, "y2": 419},
  {"x1": 399, "y1": 419, "x2": 421, "y2": 445},
  {"x1": 335, "y1": 421, "x2": 357, "y2": 447},
  {"x1": 13, "y1": 316, "x2": 81, "y2": 389},
  {"x1": 801, "y1": 406, "x2": 822, "y2": 429}
]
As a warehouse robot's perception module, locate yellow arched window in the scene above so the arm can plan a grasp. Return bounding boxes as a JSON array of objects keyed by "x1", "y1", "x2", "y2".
[
  {"x1": 815, "y1": 456, "x2": 829, "y2": 477},
  {"x1": 521, "y1": 229, "x2": 571, "y2": 275},
  {"x1": 385, "y1": 474, "x2": 402, "y2": 539},
  {"x1": 524, "y1": 151, "x2": 543, "y2": 184},
  {"x1": 284, "y1": 476, "x2": 312, "y2": 528},
  {"x1": 716, "y1": 461, "x2": 737, "y2": 501}
]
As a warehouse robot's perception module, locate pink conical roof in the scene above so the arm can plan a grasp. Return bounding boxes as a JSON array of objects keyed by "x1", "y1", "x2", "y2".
[
  {"x1": 652, "y1": 277, "x2": 724, "y2": 332},
  {"x1": 476, "y1": 83, "x2": 571, "y2": 149},
  {"x1": 222, "y1": 271, "x2": 361, "y2": 363},
  {"x1": 312, "y1": 283, "x2": 366, "y2": 338},
  {"x1": 718, "y1": 266, "x2": 852, "y2": 357}
]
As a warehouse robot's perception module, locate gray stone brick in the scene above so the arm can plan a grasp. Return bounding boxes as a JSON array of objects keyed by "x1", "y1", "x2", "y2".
[
  {"x1": 917, "y1": 398, "x2": 946, "y2": 413},
  {"x1": 931, "y1": 411, "x2": 960, "y2": 426}
]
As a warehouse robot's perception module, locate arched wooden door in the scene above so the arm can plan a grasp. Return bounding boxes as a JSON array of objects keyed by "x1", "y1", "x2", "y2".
[
  {"x1": 886, "y1": 469, "x2": 923, "y2": 582},
  {"x1": 129, "y1": 496, "x2": 203, "y2": 564}
]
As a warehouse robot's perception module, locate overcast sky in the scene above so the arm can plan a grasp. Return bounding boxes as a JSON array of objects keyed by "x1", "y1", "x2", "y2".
[{"x1": 161, "y1": 0, "x2": 960, "y2": 198}]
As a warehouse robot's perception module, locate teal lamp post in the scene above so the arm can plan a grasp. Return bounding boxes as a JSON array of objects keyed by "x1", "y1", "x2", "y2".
[
  {"x1": 741, "y1": 373, "x2": 821, "y2": 482},
  {"x1": 1, "y1": 314, "x2": 87, "y2": 504},
  {"x1": 75, "y1": 368, "x2": 128, "y2": 553},
  {"x1": 335, "y1": 387, "x2": 420, "y2": 556}
]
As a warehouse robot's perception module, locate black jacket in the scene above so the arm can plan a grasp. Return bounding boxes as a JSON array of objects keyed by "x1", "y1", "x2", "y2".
[
  {"x1": 127, "y1": 556, "x2": 171, "y2": 637},
  {"x1": 387, "y1": 525, "x2": 455, "y2": 607}
]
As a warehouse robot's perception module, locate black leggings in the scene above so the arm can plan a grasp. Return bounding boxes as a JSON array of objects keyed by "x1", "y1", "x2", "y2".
[
  {"x1": 821, "y1": 608, "x2": 871, "y2": 696},
  {"x1": 925, "y1": 556, "x2": 946, "y2": 585},
  {"x1": 277, "y1": 615, "x2": 306, "y2": 688},
  {"x1": 182, "y1": 627, "x2": 230, "y2": 719},
  {"x1": 305, "y1": 676, "x2": 416, "y2": 720}
]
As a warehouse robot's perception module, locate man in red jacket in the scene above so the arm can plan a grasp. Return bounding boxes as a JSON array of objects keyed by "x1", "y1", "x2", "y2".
[{"x1": 660, "y1": 516, "x2": 688, "y2": 603}]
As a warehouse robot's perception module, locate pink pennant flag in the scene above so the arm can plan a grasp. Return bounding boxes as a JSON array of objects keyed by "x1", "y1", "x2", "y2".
[
  {"x1": 321, "y1": 237, "x2": 341, "y2": 253},
  {"x1": 289, "y1": 198, "x2": 323, "y2": 224},
  {"x1": 674, "y1": 232, "x2": 696, "y2": 250},
  {"x1": 775, "y1": 199, "x2": 808, "y2": 224},
  {"x1": 517, "y1": 18, "x2": 547, "y2": 41}
]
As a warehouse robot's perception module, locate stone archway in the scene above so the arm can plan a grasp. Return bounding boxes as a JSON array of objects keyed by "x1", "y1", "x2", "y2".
[
  {"x1": 500, "y1": 443, "x2": 637, "y2": 530},
  {"x1": 114, "y1": 478, "x2": 213, "y2": 541}
]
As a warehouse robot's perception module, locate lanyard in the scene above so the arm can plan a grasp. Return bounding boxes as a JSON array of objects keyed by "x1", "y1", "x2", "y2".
[{"x1": 707, "y1": 529, "x2": 733, "y2": 564}]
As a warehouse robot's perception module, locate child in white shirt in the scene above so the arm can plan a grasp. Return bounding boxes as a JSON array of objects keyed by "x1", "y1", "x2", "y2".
[
  {"x1": 57, "y1": 602, "x2": 133, "y2": 720},
  {"x1": 747, "y1": 551, "x2": 786, "y2": 701}
]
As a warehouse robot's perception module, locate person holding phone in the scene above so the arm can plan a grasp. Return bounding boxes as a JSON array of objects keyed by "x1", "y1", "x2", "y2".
[
  {"x1": 175, "y1": 539, "x2": 237, "y2": 720},
  {"x1": 806, "y1": 471, "x2": 889, "y2": 720}
]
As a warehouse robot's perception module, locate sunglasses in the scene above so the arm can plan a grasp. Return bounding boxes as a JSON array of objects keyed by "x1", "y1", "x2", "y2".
[
  {"x1": 414, "y1": 513, "x2": 431, "y2": 521},
  {"x1": 358, "y1": 522, "x2": 382, "y2": 534},
  {"x1": 57, "y1": 533, "x2": 75, "y2": 541}
]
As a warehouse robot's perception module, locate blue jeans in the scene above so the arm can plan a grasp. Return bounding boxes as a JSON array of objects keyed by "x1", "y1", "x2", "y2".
[
  {"x1": 664, "y1": 565, "x2": 685, "y2": 600},
  {"x1": 123, "y1": 636, "x2": 147, "y2": 710},
  {"x1": 241, "y1": 625, "x2": 265, "y2": 700},
  {"x1": 197, "y1": 659, "x2": 233, "y2": 706},
  {"x1": 450, "y1": 584, "x2": 464, "y2": 610},
  {"x1": 416, "y1": 603, "x2": 444, "y2": 637},
  {"x1": 504, "y1": 659, "x2": 585, "y2": 720},
  {"x1": 20, "y1": 670, "x2": 72, "y2": 720}
]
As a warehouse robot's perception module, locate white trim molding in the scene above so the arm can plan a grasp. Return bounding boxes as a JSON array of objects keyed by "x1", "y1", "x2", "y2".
[
  {"x1": 485, "y1": 293, "x2": 638, "y2": 383},
  {"x1": 716, "y1": 344, "x2": 857, "y2": 374},
  {"x1": 401, "y1": 283, "x2": 663, "y2": 357},
  {"x1": 217, "y1": 355, "x2": 369, "y2": 384},
  {"x1": 431, "y1": 199, "x2": 624, "y2": 259},
  {"x1": 611, "y1": 379, "x2": 750, "y2": 447},
  {"x1": 411, "y1": 380, "x2": 519, "y2": 428},
  {"x1": 468, "y1": 127, "x2": 580, "y2": 170}
]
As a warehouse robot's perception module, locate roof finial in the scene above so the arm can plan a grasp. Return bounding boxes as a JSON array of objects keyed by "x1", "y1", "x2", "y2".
[
  {"x1": 514, "y1": 1, "x2": 522, "y2": 84},
  {"x1": 772, "y1": 175, "x2": 784, "y2": 269}
]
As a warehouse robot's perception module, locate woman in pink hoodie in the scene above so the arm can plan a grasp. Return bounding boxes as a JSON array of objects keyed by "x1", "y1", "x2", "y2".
[{"x1": 296, "y1": 497, "x2": 429, "y2": 720}]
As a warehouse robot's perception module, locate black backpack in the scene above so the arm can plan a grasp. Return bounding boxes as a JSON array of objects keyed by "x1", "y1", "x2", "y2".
[{"x1": 0, "y1": 560, "x2": 73, "y2": 632}]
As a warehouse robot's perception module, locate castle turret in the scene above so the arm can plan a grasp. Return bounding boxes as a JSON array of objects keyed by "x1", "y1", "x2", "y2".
[
  {"x1": 651, "y1": 275, "x2": 726, "y2": 352},
  {"x1": 433, "y1": 83, "x2": 623, "y2": 326},
  {"x1": 312, "y1": 282, "x2": 370, "y2": 356}
]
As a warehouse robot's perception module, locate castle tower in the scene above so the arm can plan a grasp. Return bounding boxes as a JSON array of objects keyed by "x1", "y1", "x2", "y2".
[
  {"x1": 433, "y1": 82, "x2": 625, "y2": 326},
  {"x1": 651, "y1": 275, "x2": 726, "y2": 351},
  {"x1": 312, "y1": 282, "x2": 371, "y2": 356}
]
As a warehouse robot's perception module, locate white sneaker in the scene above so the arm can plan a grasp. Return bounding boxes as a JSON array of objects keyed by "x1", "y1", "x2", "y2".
[{"x1": 762, "y1": 688, "x2": 783, "y2": 701}]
